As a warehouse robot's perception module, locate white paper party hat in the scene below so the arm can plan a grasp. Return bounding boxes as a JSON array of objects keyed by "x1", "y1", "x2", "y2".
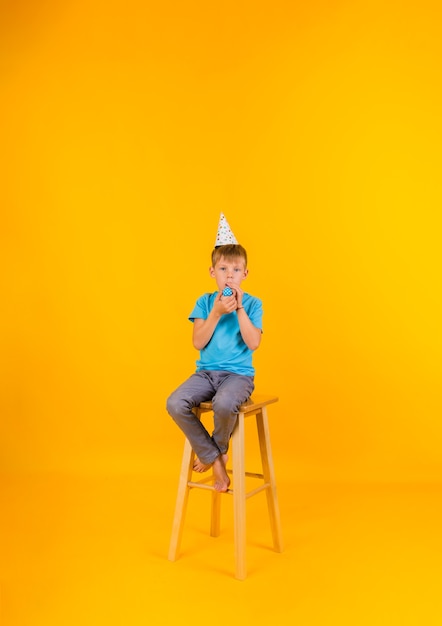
[{"x1": 214, "y1": 213, "x2": 238, "y2": 247}]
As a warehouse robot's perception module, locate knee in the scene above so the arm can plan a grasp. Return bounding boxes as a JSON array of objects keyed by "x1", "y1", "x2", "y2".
[
  {"x1": 212, "y1": 395, "x2": 239, "y2": 419},
  {"x1": 166, "y1": 393, "x2": 189, "y2": 420},
  {"x1": 166, "y1": 394, "x2": 180, "y2": 419}
]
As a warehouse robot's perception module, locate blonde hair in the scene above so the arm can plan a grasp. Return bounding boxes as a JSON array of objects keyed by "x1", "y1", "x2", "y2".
[{"x1": 211, "y1": 244, "x2": 247, "y2": 269}]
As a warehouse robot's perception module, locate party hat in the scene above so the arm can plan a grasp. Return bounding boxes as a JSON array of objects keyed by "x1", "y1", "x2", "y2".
[{"x1": 214, "y1": 213, "x2": 238, "y2": 247}]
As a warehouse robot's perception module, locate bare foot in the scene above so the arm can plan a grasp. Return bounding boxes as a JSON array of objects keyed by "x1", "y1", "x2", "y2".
[
  {"x1": 212, "y1": 454, "x2": 230, "y2": 493},
  {"x1": 193, "y1": 453, "x2": 229, "y2": 474},
  {"x1": 193, "y1": 458, "x2": 211, "y2": 473}
]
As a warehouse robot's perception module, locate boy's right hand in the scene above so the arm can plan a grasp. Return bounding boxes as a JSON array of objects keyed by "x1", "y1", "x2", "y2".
[{"x1": 215, "y1": 290, "x2": 237, "y2": 315}]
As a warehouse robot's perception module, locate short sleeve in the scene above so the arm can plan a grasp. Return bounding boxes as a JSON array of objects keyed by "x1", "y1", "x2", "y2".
[{"x1": 189, "y1": 293, "x2": 212, "y2": 323}]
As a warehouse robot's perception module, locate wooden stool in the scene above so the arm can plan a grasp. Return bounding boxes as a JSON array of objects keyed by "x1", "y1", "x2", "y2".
[{"x1": 168, "y1": 394, "x2": 283, "y2": 580}]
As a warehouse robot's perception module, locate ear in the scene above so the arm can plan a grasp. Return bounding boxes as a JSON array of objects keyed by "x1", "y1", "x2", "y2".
[
  {"x1": 209, "y1": 266, "x2": 216, "y2": 278},
  {"x1": 243, "y1": 269, "x2": 249, "y2": 279}
]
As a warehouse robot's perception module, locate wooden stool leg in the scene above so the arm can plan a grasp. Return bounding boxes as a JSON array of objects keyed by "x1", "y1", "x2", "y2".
[
  {"x1": 256, "y1": 407, "x2": 284, "y2": 553},
  {"x1": 168, "y1": 438, "x2": 194, "y2": 561},
  {"x1": 232, "y1": 411, "x2": 247, "y2": 580}
]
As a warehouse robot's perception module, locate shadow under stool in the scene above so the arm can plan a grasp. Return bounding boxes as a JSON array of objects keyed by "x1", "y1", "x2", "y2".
[{"x1": 168, "y1": 394, "x2": 283, "y2": 580}]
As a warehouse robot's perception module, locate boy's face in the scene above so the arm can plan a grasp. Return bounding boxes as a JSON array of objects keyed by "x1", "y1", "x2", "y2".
[{"x1": 209, "y1": 255, "x2": 248, "y2": 292}]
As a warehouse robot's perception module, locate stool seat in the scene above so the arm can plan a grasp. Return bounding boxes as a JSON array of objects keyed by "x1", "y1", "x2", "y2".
[
  {"x1": 168, "y1": 393, "x2": 283, "y2": 580},
  {"x1": 199, "y1": 393, "x2": 279, "y2": 414}
]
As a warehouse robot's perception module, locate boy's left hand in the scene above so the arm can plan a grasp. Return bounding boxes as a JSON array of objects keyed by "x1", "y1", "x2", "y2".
[{"x1": 227, "y1": 284, "x2": 244, "y2": 310}]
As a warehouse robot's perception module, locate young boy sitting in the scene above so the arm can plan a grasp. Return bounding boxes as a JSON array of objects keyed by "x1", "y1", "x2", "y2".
[{"x1": 167, "y1": 215, "x2": 263, "y2": 492}]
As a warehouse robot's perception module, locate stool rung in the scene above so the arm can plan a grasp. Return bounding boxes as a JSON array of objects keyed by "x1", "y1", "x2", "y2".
[
  {"x1": 246, "y1": 483, "x2": 270, "y2": 499},
  {"x1": 244, "y1": 471, "x2": 264, "y2": 480},
  {"x1": 188, "y1": 479, "x2": 271, "y2": 500},
  {"x1": 189, "y1": 475, "x2": 213, "y2": 485},
  {"x1": 188, "y1": 481, "x2": 234, "y2": 495},
  {"x1": 226, "y1": 469, "x2": 264, "y2": 480},
  {"x1": 189, "y1": 470, "x2": 263, "y2": 483}
]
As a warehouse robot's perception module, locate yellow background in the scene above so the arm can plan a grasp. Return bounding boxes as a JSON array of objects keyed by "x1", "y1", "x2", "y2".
[
  {"x1": 1, "y1": 1, "x2": 442, "y2": 624},
  {"x1": 2, "y1": 0, "x2": 441, "y2": 481}
]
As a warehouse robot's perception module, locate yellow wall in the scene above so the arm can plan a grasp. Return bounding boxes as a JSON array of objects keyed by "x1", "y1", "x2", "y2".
[{"x1": 1, "y1": 0, "x2": 441, "y2": 481}]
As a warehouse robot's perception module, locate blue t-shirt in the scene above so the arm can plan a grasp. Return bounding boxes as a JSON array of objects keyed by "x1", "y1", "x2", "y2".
[{"x1": 189, "y1": 292, "x2": 263, "y2": 376}]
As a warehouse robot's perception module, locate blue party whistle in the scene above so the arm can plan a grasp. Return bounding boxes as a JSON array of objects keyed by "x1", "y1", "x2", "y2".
[{"x1": 222, "y1": 287, "x2": 233, "y2": 296}]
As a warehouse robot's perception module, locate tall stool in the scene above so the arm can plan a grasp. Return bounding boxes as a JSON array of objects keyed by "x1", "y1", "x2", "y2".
[{"x1": 168, "y1": 394, "x2": 283, "y2": 580}]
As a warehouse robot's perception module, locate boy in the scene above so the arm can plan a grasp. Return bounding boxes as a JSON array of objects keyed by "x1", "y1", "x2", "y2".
[{"x1": 166, "y1": 215, "x2": 263, "y2": 492}]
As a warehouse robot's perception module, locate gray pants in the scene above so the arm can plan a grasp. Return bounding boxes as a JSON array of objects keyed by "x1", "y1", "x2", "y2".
[{"x1": 166, "y1": 370, "x2": 255, "y2": 464}]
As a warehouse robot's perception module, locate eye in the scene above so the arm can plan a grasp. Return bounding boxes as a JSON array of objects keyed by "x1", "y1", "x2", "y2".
[{"x1": 234, "y1": 268, "x2": 242, "y2": 272}]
